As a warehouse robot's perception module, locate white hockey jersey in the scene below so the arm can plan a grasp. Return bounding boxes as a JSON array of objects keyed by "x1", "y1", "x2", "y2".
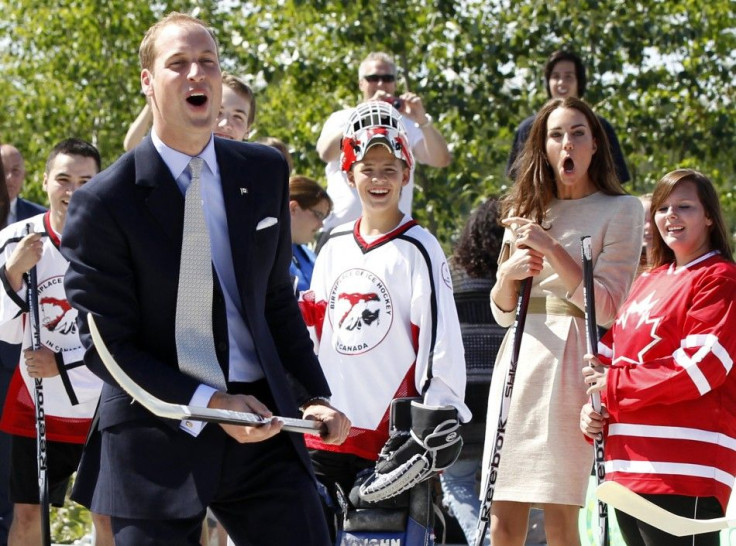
[
  {"x1": 301, "y1": 217, "x2": 470, "y2": 460},
  {"x1": 0, "y1": 212, "x2": 102, "y2": 443}
]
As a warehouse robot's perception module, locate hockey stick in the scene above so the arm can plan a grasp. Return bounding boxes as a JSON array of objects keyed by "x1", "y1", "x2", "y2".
[
  {"x1": 597, "y1": 481, "x2": 736, "y2": 536},
  {"x1": 473, "y1": 277, "x2": 532, "y2": 546},
  {"x1": 87, "y1": 313, "x2": 325, "y2": 435},
  {"x1": 25, "y1": 223, "x2": 51, "y2": 546},
  {"x1": 581, "y1": 236, "x2": 609, "y2": 546}
]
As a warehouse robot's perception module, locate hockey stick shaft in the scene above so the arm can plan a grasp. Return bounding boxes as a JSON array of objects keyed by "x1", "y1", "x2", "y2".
[
  {"x1": 597, "y1": 481, "x2": 736, "y2": 536},
  {"x1": 581, "y1": 236, "x2": 609, "y2": 546},
  {"x1": 25, "y1": 224, "x2": 51, "y2": 546},
  {"x1": 473, "y1": 277, "x2": 532, "y2": 546},
  {"x1": 87, "y1": 313, "x2": 325, "y2": 435}
]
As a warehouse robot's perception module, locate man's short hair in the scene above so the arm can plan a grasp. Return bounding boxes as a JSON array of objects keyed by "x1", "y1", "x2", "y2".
[
  {"x1": 45, "y1": 138, "x2": 101, "y2": 174},
  {"x1": 222, "y1": 72, "x2": 256, "y2": 127},
  {"x1": 139, "y1": 12, "x2": 219, "y2": 72},
  {"x1": 358, "y1": 52, "x2": 397, "y2": 79},
  {"x1": 544, "y1": 50, "x2": 587, "y2": 98}
]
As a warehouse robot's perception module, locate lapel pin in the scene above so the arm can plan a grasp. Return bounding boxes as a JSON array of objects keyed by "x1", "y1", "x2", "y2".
[{"x1": 240, "y1": 188, "x2": 248, "y2": 195}]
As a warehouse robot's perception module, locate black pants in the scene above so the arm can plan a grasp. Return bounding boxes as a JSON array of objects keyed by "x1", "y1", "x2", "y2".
[
  {"x1": 108, "y1": 380, "x2": 332, "y2": 546},
  {"x1": 615, "y1": 493, "x2": 722, "y2": 546},
  {"x1": 111, "y1": 435, "x2": 330, "y2": 546}
]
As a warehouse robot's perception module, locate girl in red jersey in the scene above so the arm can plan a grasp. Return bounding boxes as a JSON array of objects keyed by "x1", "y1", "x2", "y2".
[{"x1": 581, "y1": 169, "x2": 736, "y2": 546}]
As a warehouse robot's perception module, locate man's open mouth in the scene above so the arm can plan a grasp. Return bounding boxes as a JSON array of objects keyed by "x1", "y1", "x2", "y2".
[{"x1": 187, "y1": 93, "x2": 207, "y2": 106}]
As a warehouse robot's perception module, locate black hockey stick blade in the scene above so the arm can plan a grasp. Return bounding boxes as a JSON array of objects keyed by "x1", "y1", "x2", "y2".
[
  {"x1": 87, "y1": 314, "x2": 324, "y2": 435},
  {"x1": 597, "y1": 481, "x2": 736, "y2": 536}
]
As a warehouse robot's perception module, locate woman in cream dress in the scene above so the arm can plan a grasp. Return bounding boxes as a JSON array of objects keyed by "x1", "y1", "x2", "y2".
[{"x1": 482, "y1": 97, "x2": 644, "y2": 546}]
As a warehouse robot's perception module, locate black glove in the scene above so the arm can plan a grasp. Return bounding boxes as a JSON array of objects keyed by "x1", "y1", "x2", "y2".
[{"x1": 358, "y1": 400, "x2": 462, "y2": 502}]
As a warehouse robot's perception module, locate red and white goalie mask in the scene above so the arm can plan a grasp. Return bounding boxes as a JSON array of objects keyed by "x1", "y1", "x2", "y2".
[{"x1": 340, "y1": 101, "x2": 414, "y2": 173}]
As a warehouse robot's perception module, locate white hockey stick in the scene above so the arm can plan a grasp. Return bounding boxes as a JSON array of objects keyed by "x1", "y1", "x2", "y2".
[
  {"x1": 87, "y1": 313, "x2": 324, "y2": 435},
  {"x1": 597, "y1": 481, "x2": 736, "y2": 536}
]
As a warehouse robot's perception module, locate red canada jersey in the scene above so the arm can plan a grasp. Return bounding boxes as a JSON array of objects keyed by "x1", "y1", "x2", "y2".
[{"x1": 598, "y1": 251, "x2": 736, "y2": 510}]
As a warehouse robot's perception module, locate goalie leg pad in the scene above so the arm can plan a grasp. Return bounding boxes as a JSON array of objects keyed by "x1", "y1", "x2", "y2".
[{"x1": 359, "y1": 401, "x2": 463, "y2": 502}]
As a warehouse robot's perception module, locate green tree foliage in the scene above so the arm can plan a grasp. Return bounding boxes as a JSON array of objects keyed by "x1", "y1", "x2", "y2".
[
  {"x1": 0, "y1": 1, "x2": 152, "y2": 202},
  {"x1": 2, "y1": 0, "x2": 735, "y2": 248},
  {"x1": 217, "y1": 0, "x2": 736, "y2": 246},
  {"x1": 0, "y1": 3, "x2": 733, "y2": 538}
]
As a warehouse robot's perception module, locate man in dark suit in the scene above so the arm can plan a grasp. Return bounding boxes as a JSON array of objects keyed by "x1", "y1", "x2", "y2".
[
  {"x1": 0, "y1": 143, "x2": 46, "y2": 546},
  {"x1": 61, "y1": 12, "x2": 349, "y2": 546}
]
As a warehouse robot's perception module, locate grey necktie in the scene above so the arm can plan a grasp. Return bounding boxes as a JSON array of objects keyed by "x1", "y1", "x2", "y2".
[{"x1": 175, "y1": 157, "x2": 227, "y2": 390}]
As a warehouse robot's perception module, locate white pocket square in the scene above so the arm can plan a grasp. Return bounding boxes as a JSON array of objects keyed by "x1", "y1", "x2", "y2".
[{"x1": 256, "y1": 217, "x2": 278, "y2": 230}]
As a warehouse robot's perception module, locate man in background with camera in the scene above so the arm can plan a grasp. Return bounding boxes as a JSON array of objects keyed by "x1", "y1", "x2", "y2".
[{"x1": 315, "y1": 52, "x2": 451, "y2": 244}]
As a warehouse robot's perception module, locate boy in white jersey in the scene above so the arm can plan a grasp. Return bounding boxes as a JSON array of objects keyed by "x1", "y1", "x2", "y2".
[
  {"x1": 300, "y1": 101, "x2": 470, "y2": 540},
  {"x1": 0, "y1": 138, "x2": 112, "y2": 545}
]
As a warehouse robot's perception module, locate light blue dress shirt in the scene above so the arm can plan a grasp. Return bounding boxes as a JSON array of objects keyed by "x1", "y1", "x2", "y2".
[{"x1": 151, "y1": 131, "x2": 264, "y2": 434}]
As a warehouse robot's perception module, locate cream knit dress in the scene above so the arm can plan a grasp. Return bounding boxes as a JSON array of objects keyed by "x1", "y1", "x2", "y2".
[{"x1": 481, "y1": 192, "x2": 644, "y2": 506}]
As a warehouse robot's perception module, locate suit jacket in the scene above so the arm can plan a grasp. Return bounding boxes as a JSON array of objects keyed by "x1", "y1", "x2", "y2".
[
  {"x1": 61, "y1": 136, "x2": 331, "y2": 518},
  {"x1": 15, "y1": 197, "x2": 47, "y2": 223},
  {"x1": 0, "y1": 198, "x2": 47, "y2": 374}
]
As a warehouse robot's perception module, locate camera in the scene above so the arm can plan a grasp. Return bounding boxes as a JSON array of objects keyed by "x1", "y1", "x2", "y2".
[{"x1": 380, "y1": 95, "x2": 403, "y2": 110}]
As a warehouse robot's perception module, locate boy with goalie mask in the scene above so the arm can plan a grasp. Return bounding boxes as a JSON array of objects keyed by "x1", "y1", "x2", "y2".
[{"x1": 299, "y1": 101, "x2": 471, "y2": 540}]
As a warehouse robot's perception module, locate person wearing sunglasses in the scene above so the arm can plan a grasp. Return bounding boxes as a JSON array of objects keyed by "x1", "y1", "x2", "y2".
[{"x1": 315, "y1": 52, "x2": 451, "y2": 249}]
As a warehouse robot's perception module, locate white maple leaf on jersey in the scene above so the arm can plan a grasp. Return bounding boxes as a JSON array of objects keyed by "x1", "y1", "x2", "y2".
[{"x1": 613, "y1": 291, "x2": 663, "y2": 365}]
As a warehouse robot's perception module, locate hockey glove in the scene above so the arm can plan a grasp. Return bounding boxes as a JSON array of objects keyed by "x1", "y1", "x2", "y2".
[{"x1": 359, "y1": 400, "x2": 463, "y2": 502}]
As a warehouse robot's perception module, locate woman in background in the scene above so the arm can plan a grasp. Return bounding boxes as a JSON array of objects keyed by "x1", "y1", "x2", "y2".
[{"x1": 289, "y1": 175, "x2": 332, "y2": 294}]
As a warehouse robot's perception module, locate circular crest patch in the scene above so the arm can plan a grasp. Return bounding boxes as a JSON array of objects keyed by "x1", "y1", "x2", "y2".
[
  {"x1": 328, "y1": 268, "x2": 393, "y2": 355},
  {"x1": 37, "y1": 275, "x2": 79, "y2": 352}
]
